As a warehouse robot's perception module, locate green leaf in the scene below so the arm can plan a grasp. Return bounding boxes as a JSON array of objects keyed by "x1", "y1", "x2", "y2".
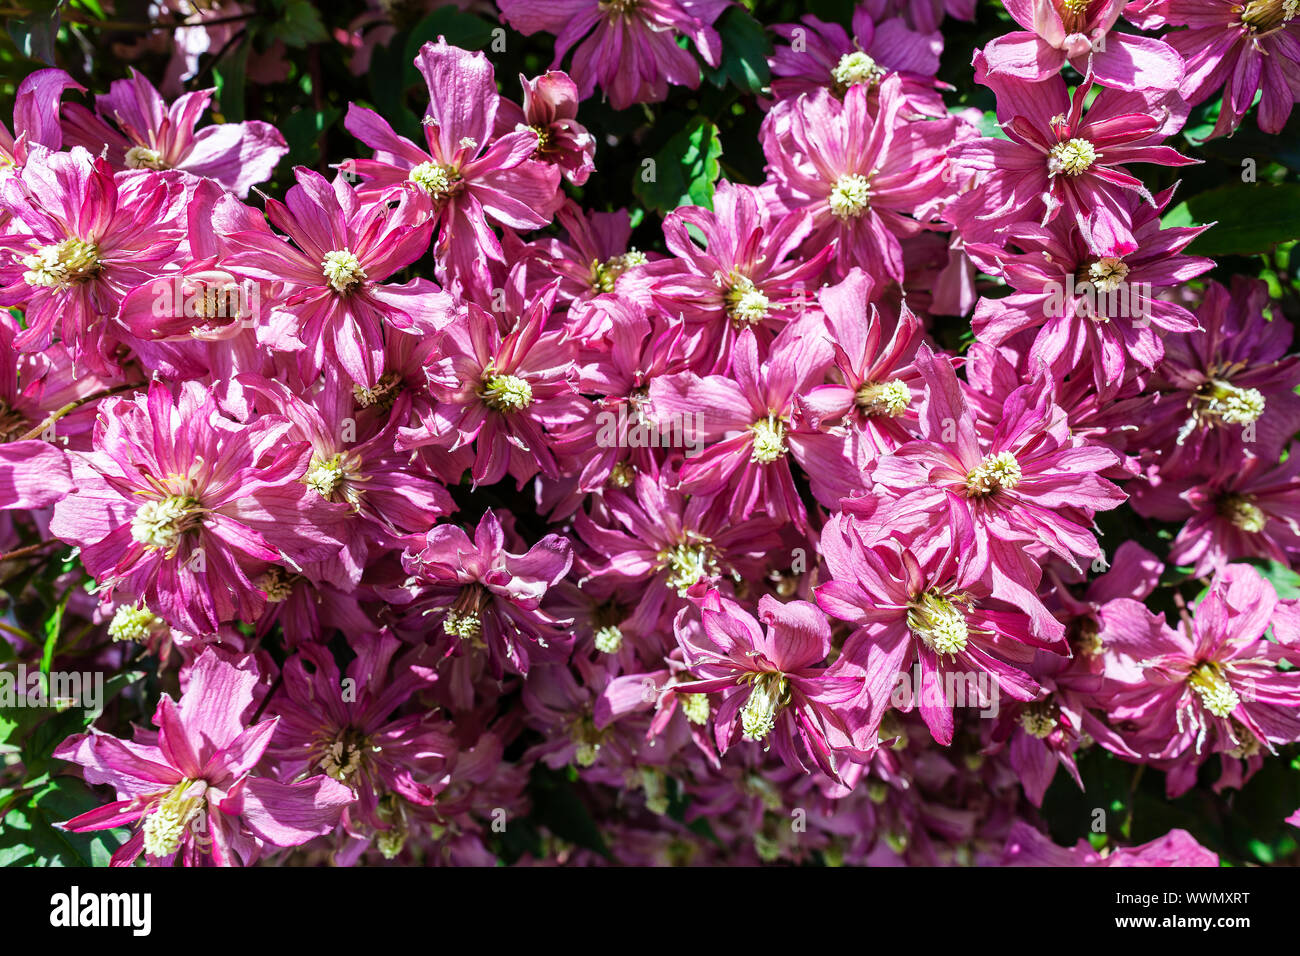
[
  {"x1": 1177, "y1": 182, "x2": 1300, "y2": 256},
  {"x1": 704, "y1": 7, "x2": 772, "y2": 95},
  {"x1": 528, "y1": 767, "x2": 610, "y2": 860},
  {"x1": 7, "y1": 0, "x2": 62, "y2": 65},
  {"x1": 214, "y1": 41, "x2": 250, "y2": 124},
  {"x1": 262, "y1": 0, "x2": 328, "y2": 48},
  {"x1": 0, "y1": 778, "x2": 127, "y2": 867},
  {"x1": 633, "y1": 117, "x2": 723, "y2": 214},
  {"x1": 40, "y1": 585, "x2": 73, "y2": 675},
  {"x1": 282, "y1": 106, "x2": 343, "y2": 170}
]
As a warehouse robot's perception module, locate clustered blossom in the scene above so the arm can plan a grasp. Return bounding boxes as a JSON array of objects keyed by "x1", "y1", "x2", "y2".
[{"x1": 2, "y1": 1, "x2": 1299, "y2": 870}]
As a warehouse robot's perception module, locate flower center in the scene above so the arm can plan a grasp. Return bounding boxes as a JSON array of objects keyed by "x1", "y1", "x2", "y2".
[
  {"x1": 1088, "y1": 256, "x2": 1129, "y2": 293},
  {"x1": 964, "y1": 451, "x2": 1022, "y2": 497},
  {"x1": 305, "y1": 454, "x2": 348, "y2": 500},
  {"x1": 829, "y1": 173, "x2": 872, "y2": 219},
  {"x1": 1018, "y1": 699, "x2": 1060, "y2": 738},
  {"x1": 125, "y1": 145, "x2": 168, "y2": 170},
  {"x1": 608, "y1": 460, "x2": 636, "y2": 488},
  {"x1": 480, "y1": 372, "x2": 533, "y2": 411},
  {"x1": 319, "y1": 727, "x2": 369, "y2": 783},
  {"x1": 353, "y1": 372, "x2": 402, "y2": 411},
  {"x1": 740, "y1": 672, "x2": 788, "y2": 742},
  {"x1": 657, "y1": 540, "x2": 718, "y2": 596},
  {"x1": 321, "y1": 249, "x2": 366, "y2": 293},
  {"x1": 131, "y1": 495, "x2": 203, "y2": 553},
  {"x1": 1202, "y1": 380, "x2": 1265, "y2": 425},
  {"x1": 599, "y1": 0, "x2": 640, "y2": 15},
  {"x1": 1241, "y1": 0, "x2": 1299, "y2": 31},
  {"x1": 1217, "y1": 493, "x2": 1266, "y2": 532},
  {"x1": 108, "y1": 603, "x2": 164, "y2": 643},
  {"x1": 1188, "y1": 662, "x2": 1239, "y2": 718},
  {"x1": 594, "y1": 625, "x2": 624, "y2": 653},
  {"x1": 725, "y1": 275, "x2": 771, "y2": 326},
  {"x1": 142, "y1": 780, "x2": 207, "y2": 858},
  {"x1": 22, "y1": 238, "x2": 101, "y2": 289},
  {"x1": 750, "y1": 414, "x2": 788, "y2": 463},
  {"x1": 1048, "y1": 138, "x2": 1097, "y2": 177},
  {"x1": 907, "y1": 591, "x2": 969, "y2": 656},
  {"x1": 832, "y1": 50, "x2": 886, "y2": 89},
  {"x1": 680, "y1": 693, "x2": 710, "y2": 725},
  {"x1": 408, "y1": 160, "x2": 459, "y2": 199},
  {"x1": 590, "y1": 250, "x2": 647, "y2": 293},
  {"x1": 258, "y1": 567, "x2": 296, "y2": 603},
  {"x1": 1070, "y1": 616, "x2": 1103, "y2": 658},
  {"x1": 444, "y1": 609, "x2": 482, "y2": 641},
  {"x1": 855, "y1": 379, "x2": 910, "y2": 417}
]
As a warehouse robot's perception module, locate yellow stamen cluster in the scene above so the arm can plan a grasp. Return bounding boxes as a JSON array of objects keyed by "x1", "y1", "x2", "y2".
[
  {"x1": 131, "y1": 495, "x2": 202, "y2": 552},
  {"x1": 22, "y1": 238, "x2": 101, "y2": 289},
  {"x1": 1189, "y1": 663, "x2": 1240, "y2": 718},
  {"x1": 828, "y1": 173, "x2": 872, "y2": 219},
  {"x1": 481, "y1": 373, "x2": 533, "y2": 412},
  {"x1": 321, "y1": 249, "x2": 366, "y2": 293},
  {"x1": 907, "y1": 591, "x2": 969, "y2": 656},
  {"x1": 740, "y1": 672, "x2": 788, "y2": 742},
  {"x1": 1048, "y1": 138, "x2": 1097, "y2": 176},
  {"x1": 832, "y1": 51, "x2": 886, "y2": 89},
  {"x1": 750, "y1": 414, "x2": 789, "y2": 463},
  {"x1": 964, "y1": 451, "x2": 1022, "y2": 497},
  {"x1": 855, "y1": 379, "x2": 910, "y2": 417}
]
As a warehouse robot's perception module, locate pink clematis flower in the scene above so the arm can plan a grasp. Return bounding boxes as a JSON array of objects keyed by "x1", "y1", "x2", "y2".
[
  {"x1": 0, "y1": 146, "x2": 185, "y2": 372},
  {"x1": 763, "y1": 76, "x2": 956, "y2": 284},
  {"x1": 574, "y1": 464, "x2": 785, "y2": 635},
  {"x1": 496, "y1": 0, "x2": 727, "y2": 109},
  {"x1": 418, "y1": 280, "x2": 586, "y2": 488},
  {"x1": 816, "y1": 516, "x2": 1047, "y2": 746},
  {"x1": 1131, "y1": 447, "x2": 1300, "y2": 575},
  {"x1": 649, "y1": 180, "x2": 836, "y2": 369},
  {"x1": 399, "y1": 509, "x2": 574, "y2": 678},
  {"x1": 648, "y1": 323, "x2": 862, "y2": 531},
  {"x1": 240, "y1": 369, "x2": 456, "y2": 587},
  {"x1": 768, "y1": 10, "x2": 945, "y2": 110},
  {"x1": 54, "y1": 647, "x2": 353, "y2": 867},
  {"x1": 865, "y1": 345, "x2": 1126, "y2": 631},
  {"x1": 494, "y1": 71, "x2": 597, "y2": 186},
  {"x1": 667, "y1": 591, "x2": 867, "y2": 782},
  {"x1": 267, "y1": 632, "x2": 455, "y2": 848},
  {"x1": 49, "y1": 380, "x2": 346, "y2": 636},
  {"x1": 342, "y1": 40, "x2": 559, "y2": 295},
  {"x1": 221, "y1": 167, "x2": 444, "y2": 389},
  {"x1": 60, "y1": 67, "x2": 287, "y2": 197},
  {"x1": 949, "y1": 57, "x2": 1195, "y2": 253},
  {"x1": 982, "y1": 0, "x2": 1184, "y2": 91},
  {"x1": 1127, "y1": 0, "x2": 1300, "y2": 137},
  {"x1": 1134, "y1": 277, "x2": 1300, "y2": 472},
  {"x1": 965, "y1": 185, "x2": 1213, "y2": 386},
  {"x1": 1099, "y1": 565, "x2": 1300, "y2": 772},
  {"x1": 797, "y1": 268, "x2": 939, "y2": 467}
]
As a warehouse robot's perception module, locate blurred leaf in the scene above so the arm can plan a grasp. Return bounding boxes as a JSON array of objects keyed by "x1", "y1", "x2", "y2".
[
  {"x1": 213, "y1": 40, "x2": 249, "y2": 124},
  {"x1": 1175, "y1": 182, "x2": 1300, "y2": 256},
  {"x1": 283, "y1": 105, "x2": 342, "y2": 170},
  {"x1": 7, "y1": 0, "x2": 61, "y2": 66},
  {"x1": 529, "y1": 766, "x2": 610, "y2": 860},
  {"x1": 0, "y1": 778, "x2": 127, "y2": 867},
  {"x1": 633, "y1": 116, "x2": 723, "y2": 214},
  {"x1": 263, "y1": 0, "x2": 328, "y2": 49}
]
